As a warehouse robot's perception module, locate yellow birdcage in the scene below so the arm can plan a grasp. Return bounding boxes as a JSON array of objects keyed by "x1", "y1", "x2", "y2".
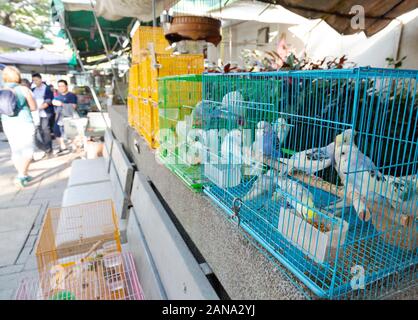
[
  {"x1": 131, "y1": 26, "x2": 172, "y2": 64},
  {"x1": 127, "y1": 95, "x2": 134, "y2": 127},
  {"x1": 137, "y1": 53, "x2": 204, "y2": 149},
  {"x1": 35, "y1": 200, "x2": 122, "y2": 274}
]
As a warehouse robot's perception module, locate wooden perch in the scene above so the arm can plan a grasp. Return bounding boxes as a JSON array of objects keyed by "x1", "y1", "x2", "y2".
[
  {"x1": 257, "y1": 156, "x2": 413, "y2": 228},
  {"x1": 285, "y1": 169, "x2": 372, "y2": 222},
  {"x1": 288, "y1": 170, "x2": 414, "y2": 226}
]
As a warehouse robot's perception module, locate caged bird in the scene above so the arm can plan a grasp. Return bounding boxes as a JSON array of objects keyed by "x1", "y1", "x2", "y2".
[
  {"x1": 191, "y1": 101, "x2": 203, "y2": 127},
  {"x1": 278, "y1": 142, "x2": 335, "y2": 175},
  {"x1": 252, "y1": 121, "x2": 280, "y2": 159},
  {"x1": 376, "y1": 174, "x2": 418, "y2": 216},
  {"x1": 221, "y1": 129, "x2": 244, "y2": 165},
  {"x1": 333, "y1": 129, "x2": 417, "y2": 216},
  {"x1": 271, "y1": 175, "x2": 317, "y2": 221},
  {"x1": 272, "y1": 117, "x2": 290, "y2": 146},
  {"x1": 333, "y1": 129, "x2": 385, "y2": 200},
  {"x1": 243, "y1": 170, "x2": 276, "y2": 202},
  {"x1": 221, "y1": 91, "x2": 246, "y2": 125},
  {"x1": 249, "y1": 118, "x2": 288, "y2": 169}
]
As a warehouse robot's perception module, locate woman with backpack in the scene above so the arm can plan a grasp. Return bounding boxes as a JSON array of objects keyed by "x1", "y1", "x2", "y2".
[{"x1": 0, "y1": 66, "x2": 37, "y2": 187}]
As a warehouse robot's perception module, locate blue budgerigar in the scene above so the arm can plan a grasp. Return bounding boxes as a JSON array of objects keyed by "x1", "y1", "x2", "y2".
[{"x1": 252, "y1": 121, "x2": 279, "y2": 158}]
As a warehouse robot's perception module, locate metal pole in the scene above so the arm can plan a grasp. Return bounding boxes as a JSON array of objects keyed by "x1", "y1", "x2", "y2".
[
  {"x1": 89, "y1": 0, "x2": 126, "y2": 105},
  {"x1": 56, "y1": 18, "x2": 111, "y2": 137},
  {"x1": 58, "y1": 11, "x2": 110, "y2": 128},
  {"x1": 152, "y1": 0, "x2": 157, "y2": 27}
]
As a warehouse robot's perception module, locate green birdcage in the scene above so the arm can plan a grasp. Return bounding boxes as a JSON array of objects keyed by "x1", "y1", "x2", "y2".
[{"x1": 158, "y1": 74, "x2": 205, "y2": 191}]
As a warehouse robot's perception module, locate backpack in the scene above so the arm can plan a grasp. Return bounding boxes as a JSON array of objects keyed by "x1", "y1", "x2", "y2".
[{"x1": 0, "y1": 88, "x2": 17, "y2": 116}]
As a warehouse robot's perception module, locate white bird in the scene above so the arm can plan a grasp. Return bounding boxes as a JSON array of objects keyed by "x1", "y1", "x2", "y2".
[
  {"x1": 243, "y1": 170, "x2": 276, "y2": 202},
  {"x1": 334, "y1": 129, "x2": 417, "y2": 219},
  {"x1": 278, "y1": 142, "x2": 335, "y2": 175},
  {"x1": 221, "y1": 129, "x2": 243, "y2": 164},
  {"x1": 271, "y1": 175, "x2": 317, "y2": 221},
  {"x1": 221, "y1": 91, "x2": 246, "y2": 125},
  {"x1": 186, "y1": 141, "x2": 205, "y2": 165},
  {"x1": 176, "y1": 120, "x2": 188, "y2": 143},
  {"x1": 272, "y1": 117, "x2": 290, "y2": 145},
  {"x1": 334, "y1": 129, "x2": 385, "y2": 201}
]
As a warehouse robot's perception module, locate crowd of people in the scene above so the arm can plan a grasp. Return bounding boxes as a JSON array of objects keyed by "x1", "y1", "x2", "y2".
[{"x1": 0, "y1": 66, "x2": 79, "y2": 187}]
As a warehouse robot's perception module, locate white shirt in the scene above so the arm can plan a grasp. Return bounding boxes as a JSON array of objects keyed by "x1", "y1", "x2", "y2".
[{"x1": 32, "y1": 84, "x2": 47, "y2": 118}]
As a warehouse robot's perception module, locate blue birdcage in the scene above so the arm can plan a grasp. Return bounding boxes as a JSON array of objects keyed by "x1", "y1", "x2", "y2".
[{"x1": 201, "y1": 67, "x2": 418, "y2": 299}]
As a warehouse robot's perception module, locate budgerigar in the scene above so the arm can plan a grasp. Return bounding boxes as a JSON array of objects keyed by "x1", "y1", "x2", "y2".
[
  {"x1": 243, "y1": 170, "x2": 276, "y2": 202},
  {"x1": 334, "y1": 129, "x2": 385, "y2": 201},
  {"x1": 377, "y1": 174, "x2": 418, "y2": 216},
  {"x1": 272, "y1": 117, "x2": 290, "y2": 145},
  {"x1": 278, "y1": 142, "x2": 335, "y2": 175},
  {"x1": 176, "y1": 120, "x2": 188, "y2": 143},
  {"x1": 221, "y1": 129, "x2": 243, "y2": 164},
  {"x1": 334, "y1": 129, "x2": 417, "y2": 217},
  {"x1": 222, "y1": 91, "x2": 246, "y2": 125},
  {"x1": 191, "y1": 101, "x2": 203, "y2": 127},
  {"x1": 272, "y1": 175, "x2": 317, "y2": 221},
  {"x1": 186, "y1": 141, "x2": 204, "y2": 165},
  {"x1": 252, "y1": 121, "x2": 279, "y2": 158}
]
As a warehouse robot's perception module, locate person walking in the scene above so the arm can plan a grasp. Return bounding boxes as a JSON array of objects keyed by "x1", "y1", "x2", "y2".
[
  {"x1": 21, "y1": 78, "x2": 46, "y2": 161},
  {"x1": 52, "y1": 79, "x2": 78, "y2": 155},
  {"x1": 0, "y1": 66, "x2": 37, "y2": 187},
  {"x1": 32, "y1": 73, "x2": 54, "y2": 155}
]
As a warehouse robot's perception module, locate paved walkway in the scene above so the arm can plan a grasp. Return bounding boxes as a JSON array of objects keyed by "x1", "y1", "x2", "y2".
[{"x1": 0, "y1": 132, "x2": 79, "y2": 299}]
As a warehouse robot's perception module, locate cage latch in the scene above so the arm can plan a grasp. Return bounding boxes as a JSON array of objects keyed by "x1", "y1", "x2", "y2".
[{"x1": 231, "y1": 197, "x2": 243, "y2": 226}]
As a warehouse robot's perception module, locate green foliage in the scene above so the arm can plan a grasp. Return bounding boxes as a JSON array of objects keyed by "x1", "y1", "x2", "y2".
[
  {"x1": 0, "y1": 0, "x2": 52, "y2": 44},
  {"x1": 386, "y1": 56, "x2": 407, "y2": 69}
]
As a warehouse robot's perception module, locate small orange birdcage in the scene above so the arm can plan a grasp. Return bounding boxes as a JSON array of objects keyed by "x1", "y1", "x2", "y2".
[
  {"x1": 16, "y1": 252, "x2": 145, "y2": 300},
  {"x1": 35, "y1": 200, "x2": 122, "y2": 274}
]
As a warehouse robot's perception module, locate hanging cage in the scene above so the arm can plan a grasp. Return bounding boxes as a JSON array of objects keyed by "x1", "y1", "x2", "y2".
[{"x1": 162, "y1": 0, "x2": 223, "y2": 46}]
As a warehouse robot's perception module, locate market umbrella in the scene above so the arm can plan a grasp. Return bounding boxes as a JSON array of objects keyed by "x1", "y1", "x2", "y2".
[
  {"x1": 0, "y1": 25, "x2": 42, "y2": 49},
  {"x1": 0, "y1": 49, "x2": 73, "y2": 65}
]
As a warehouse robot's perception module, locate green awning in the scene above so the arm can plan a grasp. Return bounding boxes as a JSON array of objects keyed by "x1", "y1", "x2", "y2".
[{"x1": 51, "y1": 0, "x2": 134, "y2": 61}]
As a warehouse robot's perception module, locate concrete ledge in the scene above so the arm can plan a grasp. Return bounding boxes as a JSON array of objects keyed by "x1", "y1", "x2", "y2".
[
  {"x1": 130, "y1": 171, "x2": 219, "y2": 300},
  {"x1": 126, "y1": 209, "x2": 167, "y2": 300},
  {"x1": 67, "y1": 158, "x2": 109, "y2": 187},
  {"x1": 108, "y1": 105, "x2": 129, "y2": 149},
  {"x1": 111, "y1": 140, "x2": 134, "y2": 195},
  {"x1": 62, "y1": 182, "x2": 113, "y2": 207},
  {"x1": 109, "y1": 161, "x2": 129, "y2": 219}
]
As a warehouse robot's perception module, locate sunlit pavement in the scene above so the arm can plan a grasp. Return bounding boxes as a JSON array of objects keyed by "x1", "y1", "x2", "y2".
[{"x1": 0, "y1": 132, "x2": 80, "y2": 299}]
